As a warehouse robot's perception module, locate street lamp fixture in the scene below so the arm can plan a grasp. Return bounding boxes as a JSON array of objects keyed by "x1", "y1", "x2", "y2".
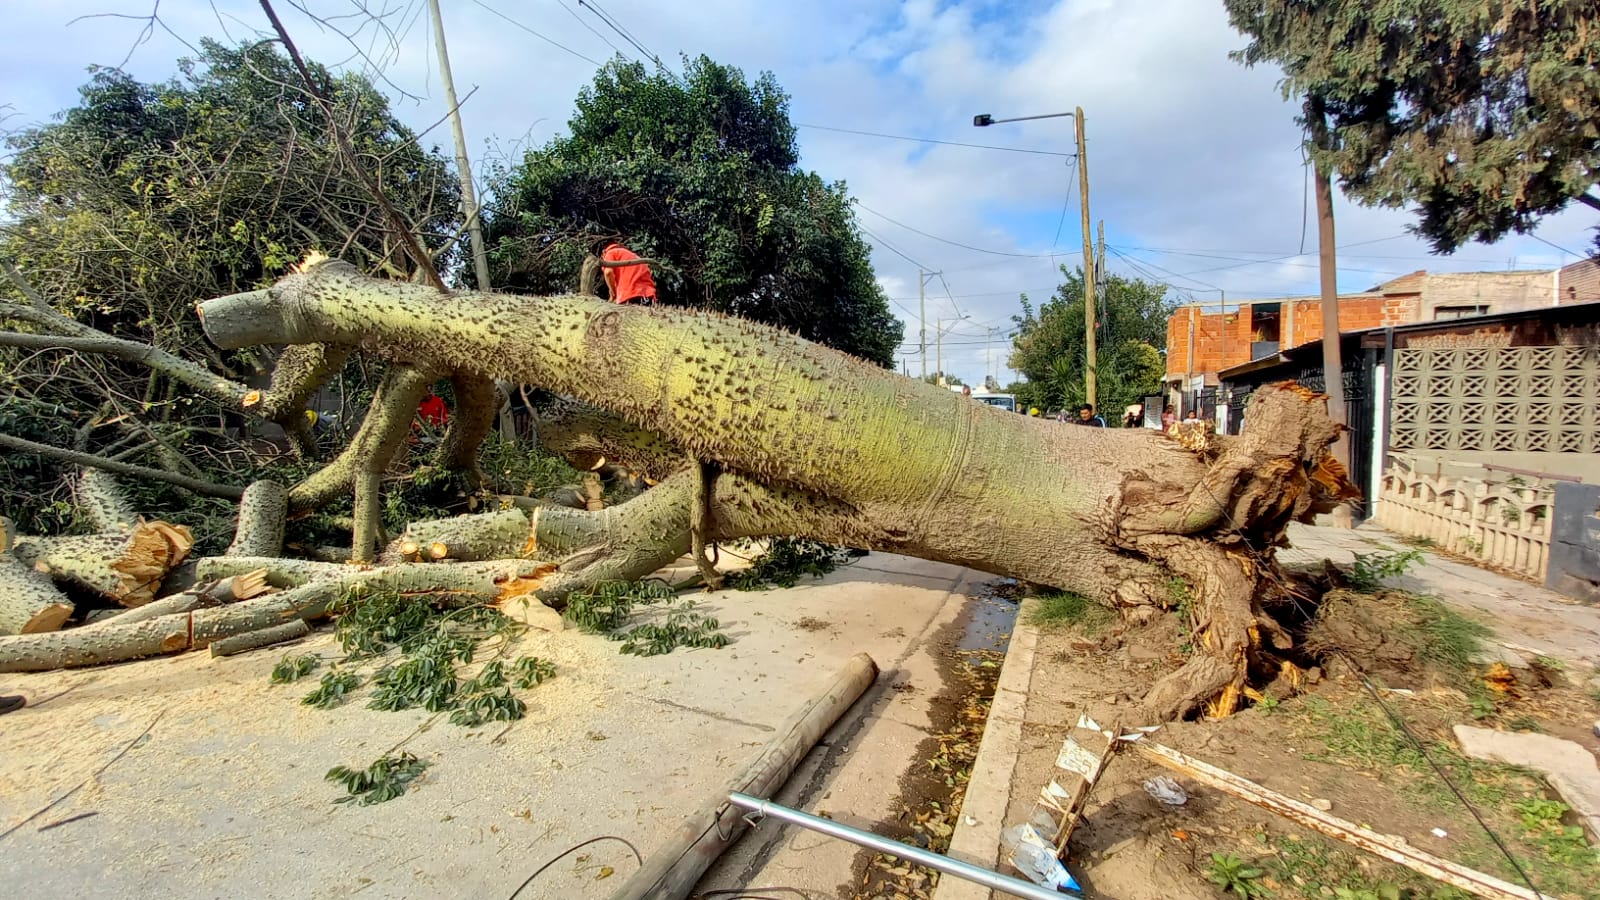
[{"x1": 973, "y1": 106, "x2": 1098, "y2": 407}]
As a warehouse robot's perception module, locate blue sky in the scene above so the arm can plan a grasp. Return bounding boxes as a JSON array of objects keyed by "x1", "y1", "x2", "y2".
[{"x1": 3, "y1": 0, "x2": 1594, "y2": 385}]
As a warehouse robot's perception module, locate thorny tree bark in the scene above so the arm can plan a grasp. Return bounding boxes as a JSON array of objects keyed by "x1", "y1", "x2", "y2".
[
  {"x1": 2, "y1": 252, "x2": 1353, "y2": 720},
  {"x1": 187, "y1": 259, "x2": 1349, "y2": 718}
]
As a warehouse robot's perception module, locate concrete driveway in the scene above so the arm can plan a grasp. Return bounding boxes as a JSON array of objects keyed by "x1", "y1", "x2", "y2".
[{"x1": 0, "y1": 552, "x2": 985, "y2": 899}]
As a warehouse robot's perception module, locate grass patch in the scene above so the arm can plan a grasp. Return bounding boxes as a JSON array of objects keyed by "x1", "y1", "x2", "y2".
[
  {"x1": 1292, "y1": 696, "x2": 1529, "y2": 809},
  {"x1": 1347, "y1": 549, "x2": 1424, "y2": 593},
  {"x1": 1262, "y1": 831, "x2": 1464, "y2": 900},
  {"x1": 1288, "y1": 695, "x2": 1600, "y2": 897},
  {"x1": 1026, "y1": 590, "x2": 1113, "y2": 634},
  {"x1": 1402, "y1": 593, "x2": 1491, "y2": 676}
]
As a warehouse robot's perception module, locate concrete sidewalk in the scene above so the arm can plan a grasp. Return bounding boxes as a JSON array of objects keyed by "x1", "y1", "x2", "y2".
[{"x1": 0, "y1": 553, "x2": 983, "y2": 900}]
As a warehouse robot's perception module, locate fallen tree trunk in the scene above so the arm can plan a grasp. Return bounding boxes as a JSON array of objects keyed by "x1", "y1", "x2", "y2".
[
  {"x1": 0, "y1": 559, "x2": 553, "y2": 672},
  {"x1": 187, "y1": 259, "x2": 1350, "y2": 718},
  {"x1": 0, "y1": 541, "x2": 74, "y2": 635},
  {"x1": 11, "y1": 521, "x2": 194, "y2": 608}
]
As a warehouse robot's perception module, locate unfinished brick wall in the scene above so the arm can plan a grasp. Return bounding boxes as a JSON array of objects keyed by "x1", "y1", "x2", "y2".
[{"x1": 1165, "y1": 295, "x2": 1420, "y2": 379}]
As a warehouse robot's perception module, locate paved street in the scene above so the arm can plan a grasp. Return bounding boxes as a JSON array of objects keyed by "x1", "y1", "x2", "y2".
[{"x1": 0, "y1": 553, "x2": 984, "y2": 899}]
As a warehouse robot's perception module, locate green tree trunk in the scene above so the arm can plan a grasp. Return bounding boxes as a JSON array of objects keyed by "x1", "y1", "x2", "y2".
[{"x1": 193, "y1": 260, "x2": 1345, "y2": 719}]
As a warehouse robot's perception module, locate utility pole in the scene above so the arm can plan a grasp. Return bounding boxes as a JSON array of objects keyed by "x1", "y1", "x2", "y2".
[
  {"x1": 1309, "y1": 96, "x2": 1348, "y2": 470},
  {"x1": 935, "y1": 317, "x2": 944, "y2": 386},
  {"x1": 428, "y1": 0, "x2": 491, "y2": 291},
  {"x1": 1076, "y1": 107, "x2": 1096, "y2": 410},
  {"x1": 917, "y1": 269, "x2": 941, "y2": 380},
  {"x1": 919, "y1": 270, "x2": 928, "y2": 380}
]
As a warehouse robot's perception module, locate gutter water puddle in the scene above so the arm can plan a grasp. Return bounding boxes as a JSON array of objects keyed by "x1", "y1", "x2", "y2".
[{"x1": 957, "y1": 578, "x2": 1022, "y2": 657}]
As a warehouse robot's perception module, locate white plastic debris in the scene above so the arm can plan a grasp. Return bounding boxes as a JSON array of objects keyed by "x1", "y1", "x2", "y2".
[
  {"x1": 1001, "y1": 824, "x2": 1081, "y2": 892},
  {"x1": 1142, "y1": 776, "x2": 1188, "y2": 806},
  {"x1": 1432, "y1": 828, "x2": 1449, "y2": 839}
]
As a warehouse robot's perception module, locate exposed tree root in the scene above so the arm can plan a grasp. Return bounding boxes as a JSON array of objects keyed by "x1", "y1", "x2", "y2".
[{"x1": 1109, "y1": 383, "x2": 1349, "y2": 720}]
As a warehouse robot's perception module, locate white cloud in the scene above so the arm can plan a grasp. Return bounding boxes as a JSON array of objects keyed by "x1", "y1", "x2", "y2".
[{"x1": 2, "y1": 0, "x2": 1592, "y2": 386}]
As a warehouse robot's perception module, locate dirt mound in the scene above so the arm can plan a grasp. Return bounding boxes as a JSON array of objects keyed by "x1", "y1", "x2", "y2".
[{"x1": 1303, "y1": 588, "x2": 1468, "y2": 689}]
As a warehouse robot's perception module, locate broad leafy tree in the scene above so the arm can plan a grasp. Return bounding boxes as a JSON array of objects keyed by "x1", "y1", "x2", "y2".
[
  {"x1": 482, "y1": 57, "x2": 902, "y2": 366},
  {"x1": 1226, "y1": 0, "x2": 1600, "y2": 253},
  {"x1": 1009, "y1": 269, "x2": 1170, "y2": 419},
  {"x1": 2, "y1": 40, "x2": 461, "y2": 354}
]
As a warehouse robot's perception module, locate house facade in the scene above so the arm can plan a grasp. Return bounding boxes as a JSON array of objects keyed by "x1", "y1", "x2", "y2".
[{"x1": 1163, "y1": 262, "x2": 1599, "y2": 416}]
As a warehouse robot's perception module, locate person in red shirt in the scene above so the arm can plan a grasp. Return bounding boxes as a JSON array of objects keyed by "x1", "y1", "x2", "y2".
[
  {"x1": 600, "y1": 241, "x2": 658, "y2": 305},
  {"x1": 418, "y1": 391, "x2": 449, "y2": 428}
]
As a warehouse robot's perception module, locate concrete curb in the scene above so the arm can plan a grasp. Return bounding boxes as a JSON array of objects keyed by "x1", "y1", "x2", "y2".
[{"x1": 933, "y1": 597, "x2": 1040, "y2": 900}]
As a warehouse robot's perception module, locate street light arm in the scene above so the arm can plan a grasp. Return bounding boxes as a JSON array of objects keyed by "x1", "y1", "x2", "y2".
[{"x1": 973, "y1": 111, "x2": 1075, "y2": 127}]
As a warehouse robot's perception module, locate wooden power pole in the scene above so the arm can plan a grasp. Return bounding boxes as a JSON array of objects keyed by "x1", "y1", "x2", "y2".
[
  {"x1": 918, "y1": 270, "x2": 928, "y2": 380},
  {"x1": 1076, "y1": 107, "x2": 1096, "y2": 409},
  {"x1": 1309, "y1": 97, "x2": 1348, "y2": 469},
  {"x1": 428, "y1": 0, "x2": 492, "y2": 291}
]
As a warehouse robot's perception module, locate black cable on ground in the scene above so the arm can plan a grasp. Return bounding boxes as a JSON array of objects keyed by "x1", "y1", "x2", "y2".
[
  {"x1": 1336, "y1": 649, "x2": 1545, "y2": 900},
  {"x1": 507, "y1": 834, "x2": 643, "y2": 900}
]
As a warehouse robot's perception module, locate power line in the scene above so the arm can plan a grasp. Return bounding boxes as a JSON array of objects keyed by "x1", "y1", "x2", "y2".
[
  {"x1": 552, "y1": 0, "x2": 622, "y2": 57},
  {"x1": 1528, "y1": 232, "x2": 1583, "y2": 258},
  {"x1": 470, "y1": 0, "x2": 603, "y2": 66},
  {"x1": 1051, "y1": 156, "x2": 1077, "y2": 250},
  {"x1": 857, "y1": 222, "x2": 934, "y2": 272},
  {"x1": 855, "y1": 201, "x2": 1056, "y2": 259},
  {"x1": 576, "y1": 0, "x2": 659, "y2": 67},
  {"x1": 797, "y1": 123, "x2": 1075, "y2": 158},
  {"x1": 936, "y1": 273, "x2": 965, "y2": 319}
]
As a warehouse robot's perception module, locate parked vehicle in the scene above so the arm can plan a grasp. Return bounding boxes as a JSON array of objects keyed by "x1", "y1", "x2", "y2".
[{"x1": 969, "y1": 392, "x2": 1017, "y2": 413}]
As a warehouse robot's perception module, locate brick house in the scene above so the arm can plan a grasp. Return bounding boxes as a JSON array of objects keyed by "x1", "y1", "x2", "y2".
[{"x1": 1163, "y1": 262, "x2": 1599, "y2": 411}]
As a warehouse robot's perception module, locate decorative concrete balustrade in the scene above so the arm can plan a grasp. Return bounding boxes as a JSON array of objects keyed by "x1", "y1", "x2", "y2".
[{"x1": 1376, "y1": 454, "x2": 1555, "y2": 582}]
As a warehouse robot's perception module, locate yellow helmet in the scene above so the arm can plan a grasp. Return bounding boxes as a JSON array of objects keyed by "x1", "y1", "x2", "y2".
[
  {"x1": 304, "y1": 410, "x2": 318, "y2": 426},
  {"x1": 1028, "y1": 407, "x2": 1041, "y2": 417}
]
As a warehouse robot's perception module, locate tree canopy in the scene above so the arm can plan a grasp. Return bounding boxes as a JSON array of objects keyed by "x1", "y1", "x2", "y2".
[
  {"x1": 1226, "y1": 0, "x2": 1600, "y2": 253},
  {"x1": 2, "y1": 40, "x2": 462, "y2": 352},
  {"x1": 0, "y1": 40, "x2": 463, "y2": 533},
  {"x1": 481, "y1": 56, "x2": 902, "y2": 366},
  {"x1": 1009, "y1": 269, "x2": 1170, "y2": 419}
]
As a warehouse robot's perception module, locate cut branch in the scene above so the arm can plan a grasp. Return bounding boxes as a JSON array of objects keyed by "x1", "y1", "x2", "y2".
[
  {"x1": 286, "y1": 364, "x2": 433, "y2": 513},
  {"x1": 0, "y1": 432, "x2": 246, "y2": 500},
  {"x1": 0, "y1": 330, "x2": 249, "y2": 408},
  {"x1": 73, "y1": 469, "x2": 137, "y2": 533},
  {"x1": 226, "y1": 481, "x2": 288, "y2": 558}
]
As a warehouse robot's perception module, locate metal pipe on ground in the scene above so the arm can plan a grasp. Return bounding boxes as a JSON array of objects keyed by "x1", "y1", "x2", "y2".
[
  {"x1": 727, "y1": 792, "x2": 1074, "y2": 900},
  {"x1": 610, "y1": 651, "x2": 879, "y2": 900}
]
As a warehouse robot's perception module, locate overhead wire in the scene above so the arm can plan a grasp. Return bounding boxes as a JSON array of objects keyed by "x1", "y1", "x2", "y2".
[
  {"x1": 856, "y1": 222, "x2": 934, "y2": 272},
  {"x1": 854, "y1": 202, "x2": 1056, "y2": 259},
  {"x1": 470, "y1": 0, "x2": 604, "y2": 66},
  {"x1": 552, "y1": 0, "x2": 623, "y2": 57},
  {"x1": 577, "y1": 0, "x2": 660, "y2": 68},
  {"x1": 796, "y1": 123, "x2": 1074, "y2": 157},
  {"x1": 1051, "y1": 156, "x2": 1077, "y2": 250}
]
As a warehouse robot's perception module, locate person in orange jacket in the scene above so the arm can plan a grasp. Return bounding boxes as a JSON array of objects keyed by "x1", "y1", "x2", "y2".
[{"x1": 599, "y1": 240, "x2": 658, "y2": 305}]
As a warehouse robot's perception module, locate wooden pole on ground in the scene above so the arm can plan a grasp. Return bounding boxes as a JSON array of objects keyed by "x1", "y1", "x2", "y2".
[
  {"x1": 1132, "y1": 741, "x2": 1540, "y2": 900},
  {"x1": 610, "y1": 652, "x2": 879, "y2": 900}
]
